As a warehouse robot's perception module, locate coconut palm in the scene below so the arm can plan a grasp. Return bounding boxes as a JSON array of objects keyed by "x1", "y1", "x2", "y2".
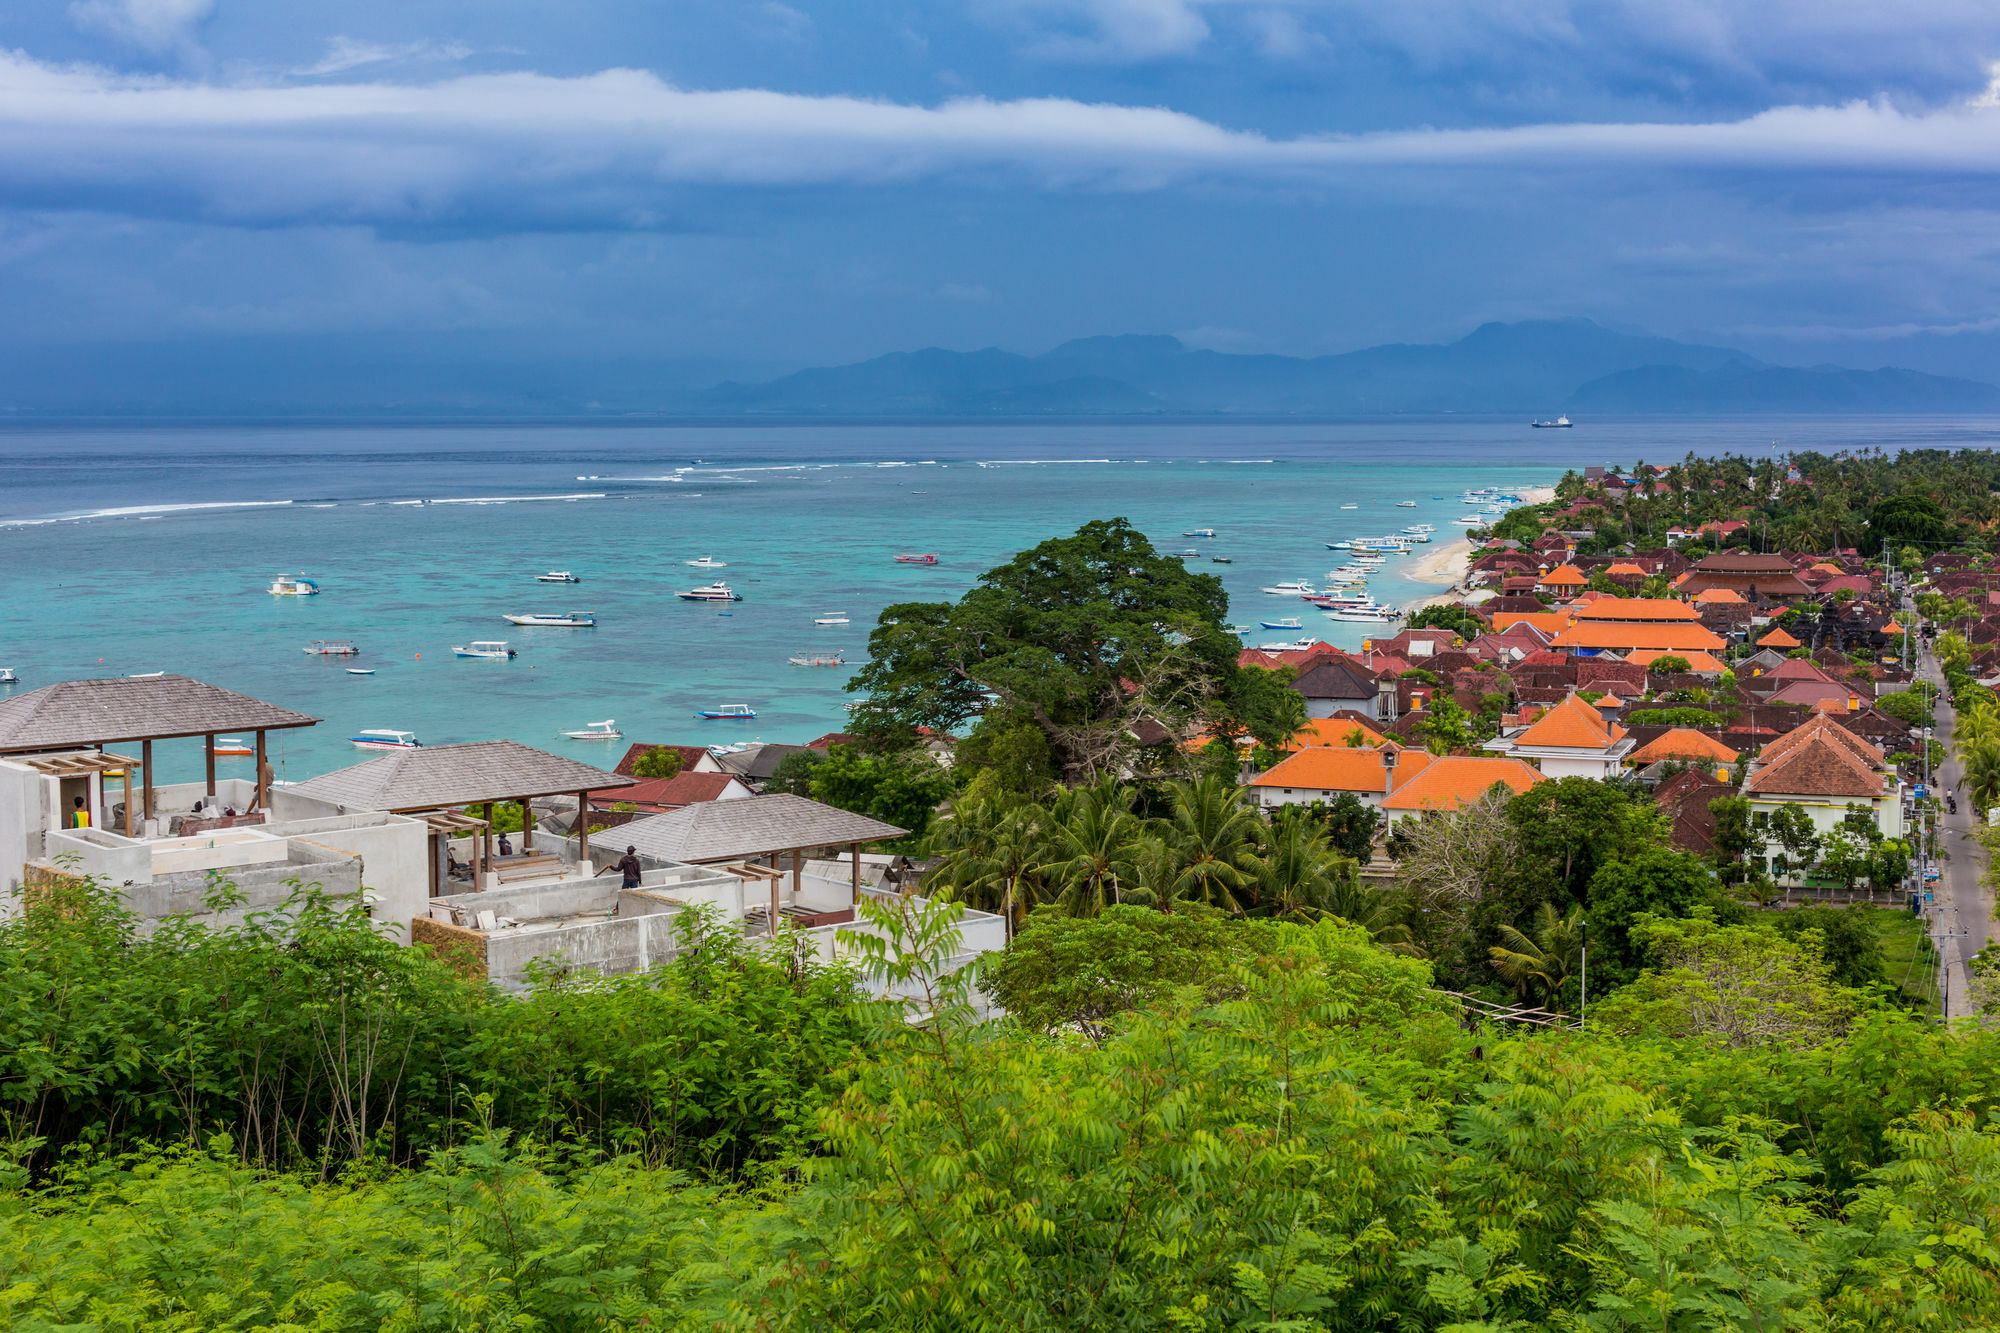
[
  {"x1": 1488, "y1": 903, "x2": 1586, "y2": 1009},
  {"x1": 1963, "y1": 738, "x2": 2000, "y2": 816},
  {"x1": 1254, "y1": 806, "x2": 1354, "y2": 918},
  {"x1": 925, "y1": 793, "x2": 1052, "y2": 939},
  {"x1": 1161, "y1": 774, "x2": 1266, "y2": 914},
  {"x1": 1042, "y1": 777, "x2": 1145, "y2": 917}
]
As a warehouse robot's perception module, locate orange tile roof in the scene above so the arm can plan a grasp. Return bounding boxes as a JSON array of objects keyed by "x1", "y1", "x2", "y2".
[
  {"x1": 1695, "y1": 587, "x2": 1747, "y2": 604},
  {"x1": 1627, "y1": 648, "x2": 1727, "y2": 673},
  {"x1": 1382, "y1": 756, "x2": 1545, "y2": 811},
  {"x1": 1514, "y1": 692, "x2": 1625, "y2": 749},
  {"x1": 1629, "y1": 728, "x2": 1740, "y2": 764},
  {"x1": 1883, "y1": 620, "x2": 1904, "y2": 635},
  {"x1": 1604, "y1": 563, "x2": 1648, "y2": 577},
  {"x1": 1491, "y1": 611, "x2": 1570, "y2": 636},
  {"x1": 1551, "y1": 622, "x2": 1727, "y2": 652},
  {"x1": 1758, "y1": 626, "x2": 1801, "y2": 649},
  {"x1": 1540, "y1": 563, "x2": 1587, "y2": 586},
  {"x1": 1572, "y1": 598, "x2": 1700, "y2": 622},
  {"x1": 1760, "y1": 713, "x2": 1883, "y2": 769},
  {"x1": 1249, "y1": 746, "x2": 1399, "y2": 794},
  {"x1": 1287, "y1": 716, "x2": 1388, "y2": 749}
]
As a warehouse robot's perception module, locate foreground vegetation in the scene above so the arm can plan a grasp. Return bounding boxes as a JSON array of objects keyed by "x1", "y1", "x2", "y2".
[{"x1": 4, "y1": 872, "x2": 2000, "y2": 1330}]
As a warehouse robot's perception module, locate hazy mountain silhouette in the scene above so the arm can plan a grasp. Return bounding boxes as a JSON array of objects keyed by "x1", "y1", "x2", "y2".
[{"x1": 697, "y1": 319, "x2": 1999, "y2": 416}]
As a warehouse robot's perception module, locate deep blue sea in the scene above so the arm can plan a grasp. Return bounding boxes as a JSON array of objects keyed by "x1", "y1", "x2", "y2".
[{"x1": 3, "y1": 417, "x2": 1995, "y2": 784}]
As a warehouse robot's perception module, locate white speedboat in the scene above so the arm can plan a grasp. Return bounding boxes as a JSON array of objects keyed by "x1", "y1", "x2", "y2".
[
  {"x1": 454, "y1": 641, "x2": 517, "y2": 659},
  {"x1": 1325, "y1": 607, "x2": 1403, "y2": 623},
  {"x1": 1339, "y1": 504, "x2": 1359, "y2": 510},
  {"x1": 504, "y1": 612, "x2": 597, "y2": 626},
  {"x1": 814, "y1": 612, "x2": 851, "y2": 626},
  {"x1": 789, "y1": 649, "x2": 847, "y2": 667},
  {"x1": 677, "y1": 582, "x2": 741, "y2": 602},
  {"x1": 537, "y1": 571, "x2": 581, "y2": 583},
  {"x1": 0, "y1": 668, "x2": 16, "y2": 685},
  {"x1": 1260, "y1": 581, "x2": 1316, "y2": 596},
  {"x1": 268, "y1": 574, "x2": 319, "y2": 596},
  {"x1": 350, "y1": 729, "x2": 421, "y2": 750},
  {"x1": 303, "y1": 640, "x2": 359, "y2": 656},
  {"x1": 1258, "y1": 637, "x2": 1318, "y2": 651},
  {"x1": 1259, "y1": 617, "x2": 1303, "y2": 630},
  {"x1": 686, "y1": 555, "x2": 728, "y2": 568},
  {"x1": 1396, "y1": 500, "x2": 1418, "y2": 508},
  {"x1": 1183, "y1": 527, "x2": 1217, "y2": 537},
  {"x1": 561, "y1": 719, "x2": 623, "y2": 740}
]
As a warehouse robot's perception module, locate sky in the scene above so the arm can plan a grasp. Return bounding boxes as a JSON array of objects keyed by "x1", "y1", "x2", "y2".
[{"x1": 5, "y1": 0, "x2": 2000, "y2": 388}]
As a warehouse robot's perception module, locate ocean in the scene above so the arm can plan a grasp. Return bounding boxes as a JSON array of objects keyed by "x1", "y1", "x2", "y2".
[{"x1": 3, "y1": 416, "x2": 1995, "y2": 784}]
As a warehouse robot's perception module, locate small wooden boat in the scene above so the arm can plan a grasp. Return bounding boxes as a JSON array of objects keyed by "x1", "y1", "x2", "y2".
[
  {"x1": 1210, "y1": 556, "x2": 1233, "y2": 564},
  {"x1": 696, "y1": 704, "x2": 757, "y2": 720},
  {"x1": 454, "y1": 641, "x2": 517, "y2": 659},
  {"x1": 894, "y1": 553, "x2": 940, "y2": 565},
  {"x1": 346, "y1": 668, "x2": 376, "y2": 675},
  {"x1": 561, "y1": 719, "x2": 623, "y2": 740},
  {"x1": 351, "y1": 729, "x2": 420, "y2": 750},
  {"x1": 210, "y1": 738, "x2": 254, "y2": 757}
]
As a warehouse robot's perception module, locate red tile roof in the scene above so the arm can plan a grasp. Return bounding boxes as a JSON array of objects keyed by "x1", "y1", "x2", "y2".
[
  {"x1": 1571, "y1": 598, "x2": 1700, "y2": 622},
  {"x1": 592, "y1": 771, "x2": 747, "y2": 810},
  {"x1": 613, "y1": 743, "x2": 710, "y2": 777}
]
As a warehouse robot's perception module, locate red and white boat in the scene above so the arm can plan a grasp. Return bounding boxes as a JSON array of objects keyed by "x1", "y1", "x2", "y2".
[{"x1": 894, "y1": 553, "x2": 940, "y2": 565}]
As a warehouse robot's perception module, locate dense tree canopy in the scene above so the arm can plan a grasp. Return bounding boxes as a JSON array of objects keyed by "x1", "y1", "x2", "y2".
[{"x1": 850, "y1": 519, "x2": 1245, "y2": 779}]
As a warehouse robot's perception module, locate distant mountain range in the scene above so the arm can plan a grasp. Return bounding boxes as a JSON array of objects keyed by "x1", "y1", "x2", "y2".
[
  {"x1": 4, "y1": 319, "x2": 1996, "y2": 417},
  {"x1": 696, "y1": 319, "x2": 2000, "y2": 417}
]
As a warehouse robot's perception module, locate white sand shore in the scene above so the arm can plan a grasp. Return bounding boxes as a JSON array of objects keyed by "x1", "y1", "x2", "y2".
[{"x1": 1399, "y1": 485, "x2": 1556, "y2": 613}]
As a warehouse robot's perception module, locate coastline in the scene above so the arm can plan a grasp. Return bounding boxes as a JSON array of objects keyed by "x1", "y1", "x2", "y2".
[{"x1": 1400, "y1": 485, "x2": 1555, "y2": 613}]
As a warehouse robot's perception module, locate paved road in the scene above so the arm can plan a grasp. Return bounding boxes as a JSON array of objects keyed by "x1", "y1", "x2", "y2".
[{"x1": 1920, "y1": 646, "x2": 1990, "y2": 1019}]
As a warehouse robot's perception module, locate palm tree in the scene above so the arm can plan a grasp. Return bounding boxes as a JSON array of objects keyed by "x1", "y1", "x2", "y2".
[
  {"x1": 1042, "y1": 777, "x2": 1145, "y2": 917},
  {"x1": 1253, "y1": 807, "x2": 1352, "y2": 918},
  {"x1": 1964, "y1": 738, "x2": 2000, "y2": 816},
  {"x1": 1161, "y1": 775, "x2": 1266, "y2": 914},
  {"x1": 925, "y1": 793, "x2": 1052, "y2": 939},
  {"x1": 1488, "y1": 903, "x2": 1586, "y2": 1009}
]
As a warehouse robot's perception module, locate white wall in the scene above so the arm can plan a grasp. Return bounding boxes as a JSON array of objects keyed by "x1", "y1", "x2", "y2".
[
  {"x1": 0, "y1": 761, "x2": 43, "y2": 915},
  {"x1": 1250, "y1": 785, "x2": 1385, "y2": 810},
  {"x1": 267, "y1": 811, "x2": 433, "y2": 944}
]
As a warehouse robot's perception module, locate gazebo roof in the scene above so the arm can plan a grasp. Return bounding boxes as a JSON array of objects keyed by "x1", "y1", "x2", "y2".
[
  {"x1": 618, "y1": 793, "x2": 907, "y2": 863},
  {"x1": 281, "y1": 739, "x2": 632, "y2": 813},
  {"x1": 0, "y1": 674, "x2": 318, "y2": 754}
]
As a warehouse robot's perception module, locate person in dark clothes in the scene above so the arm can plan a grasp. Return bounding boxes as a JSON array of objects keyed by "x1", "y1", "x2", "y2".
[
  {"x1": 498, "y1": 833, "x2": 513, "y2": 857},
  {"x1": 617, "y1": 845, "x2": 643, "y2": 888}
]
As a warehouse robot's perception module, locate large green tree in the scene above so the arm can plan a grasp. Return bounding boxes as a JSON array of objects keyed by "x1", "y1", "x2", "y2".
[{"x1": 849, "y1": 519, "x2": 1240, "y2": 780}]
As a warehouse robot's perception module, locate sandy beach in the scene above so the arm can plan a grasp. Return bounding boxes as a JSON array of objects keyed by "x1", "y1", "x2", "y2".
[{"x1": 1400, "y1": 486, "x2": 1555, "y2": 612}]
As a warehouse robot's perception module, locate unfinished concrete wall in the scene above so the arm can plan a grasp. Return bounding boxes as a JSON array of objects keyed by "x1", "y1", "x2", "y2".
[
  {"x1": 268, "y1": 812, "x2": 430, "y2": 944},
  {"x1": 478, "y1": 911, "x2": 687, "y2": 991},
  {"x1": 0, "y1": 760, "x2": 46, "y2": 915},
  {"x1": 115, "y1": 845, "x2": 364, "y2": 935}
]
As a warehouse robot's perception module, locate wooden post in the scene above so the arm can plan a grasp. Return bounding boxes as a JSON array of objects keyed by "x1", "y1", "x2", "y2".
[
  {"x1": 430, "y1": 830, "x2": 443, "y2": 897},
  {"x1": 483, "y1": 801, "x2": 494, "y2": 871},
  {"x1": 205, "y1": 733, "x2": 216, "y2": 800},
  {"x1": 254, "y1": 730, "x2": 268, "y2": 812},
  {"x1": 851, "y1": 842, "x2": 861, "y2": 907},
  {"x1": 520, "y1": 797, "x2": 532, "y2": 853},
  {"x1": 141, "y1": 739, "x2": 154, "y2": 825},
  {"x1": 122, "y1": 766, "x2": 133, "y2": 836},
  {"x1": 575, "y1": 791, "x2": 589, "y2": 866}
]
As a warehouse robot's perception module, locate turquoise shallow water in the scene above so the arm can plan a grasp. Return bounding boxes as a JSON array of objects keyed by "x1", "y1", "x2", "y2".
[{"x1": 2, "y1": 418, "x2": 1995, "y2": 783}]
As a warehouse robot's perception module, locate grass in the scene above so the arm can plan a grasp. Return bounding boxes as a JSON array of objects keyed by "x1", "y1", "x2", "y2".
[{"x1": 1863, "y1": 906, "x2": 1937, "y2": 1008}]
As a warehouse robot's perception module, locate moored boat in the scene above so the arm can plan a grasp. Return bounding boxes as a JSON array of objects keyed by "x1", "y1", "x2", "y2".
[
  {"x1": 561, "y1": 719, "x2": 623, "y2": 740},
  {"x1": 696, "y1": 704, "x2": 757, "y2": 720},
  {"x1": 788, "y1": 649, "x2": 848, "y2": 667},
  {"x1": 303, "y1": 640, "x2": 359, "y2": 656},
  {"x1": 1259, "y1": 617, "x2": 1303, "y2": 630},
  {"x1": 504, "y1": 611, "x2": 598, "y2": 626},
  {"x1": 894, "y1": 553, "x2": 940, "y2": 565},
  {"x1": 686, "y1": 556, "x2": 728, "y2": 568},
  {"x1": 1182, "y1": 527, "x2": 1217, "y2": 537},
  {"x1": 0, "y1": 668, "x2": 15, "y2": 685},
  {"x1": 210, "y1": 738, "x2": 254, "y2": 757},
  {"x1": 350, "y1": 729, "x2": 421, "y2": 750},
  {"x1": 676, "y1": 582, "x2": 741, "y2": 603},
  {"x1": 454, "y1": 641, "x2": 517, "y2": 659},
  {"x1": 537, "y1": 570, "x2": 581, "y2": 583},
  {"x1": 1260, "y1": 581, "x2": 1316, "y2": 596},
  {"x1": 345, "y1": 668, "x2": 376, "y2": 676},
  {"x1": 268, "y1": 574, "x2": 318, "y2": 596},
  {"x1": 814, "y1": 612, "x2": 851, "y2": 625}
]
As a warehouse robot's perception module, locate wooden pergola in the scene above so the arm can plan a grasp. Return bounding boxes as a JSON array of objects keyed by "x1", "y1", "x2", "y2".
[{"x1": 17, "y1": 750, "x2": 143, "y2": 834}]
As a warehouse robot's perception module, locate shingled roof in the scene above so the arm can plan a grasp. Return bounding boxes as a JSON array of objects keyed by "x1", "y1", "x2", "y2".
[
  {"x1": 1745, "y1": 734, "x2": 1884, "y2": 799},
  {"x1": 0, "y1": 674, "x2": 319, "y2": 753},
  {"x1": 618, "y1": 794, "x2": 907, "y2": 862},
  {"x1": 282, "y1": 740, "x2": 632, "y2": 812},
  {"x1": 1291, "y1": 659, "x2": 1383, "y2": 700}
]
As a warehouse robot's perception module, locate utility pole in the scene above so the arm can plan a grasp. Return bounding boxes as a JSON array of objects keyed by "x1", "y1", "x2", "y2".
[{"x1": 1579, "y1": 920, "x2": 1587, "y2": 1030}]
